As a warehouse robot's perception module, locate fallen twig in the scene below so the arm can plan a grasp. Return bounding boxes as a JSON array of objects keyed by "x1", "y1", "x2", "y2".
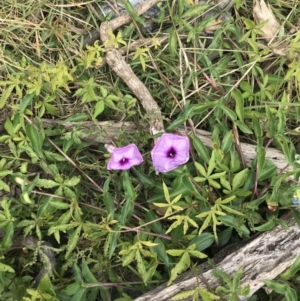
[
  {"x1": 99, "y1": 0, "x2": 166, "y2": 136},
  {"x1": 41, "y1": 119, "x2": 299, "y2": 181}
]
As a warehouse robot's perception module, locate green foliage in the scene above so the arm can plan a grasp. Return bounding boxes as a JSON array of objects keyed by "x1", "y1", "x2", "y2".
[
  {"x1": 214, "y1": 267, "x2": 250, "y2": 301},
  {"x1": 0, "y1": 0, "x2": 300, "y2": 300}
]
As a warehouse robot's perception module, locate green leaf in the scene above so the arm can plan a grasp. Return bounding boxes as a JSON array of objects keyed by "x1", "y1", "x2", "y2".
[
  {"x1": 191, "y1": 134, "x2": 210, "y2": 163},
  {"x1": 253, "y1": 218, "x2": 275, "y2": 231},
  {"x1": 93, "y1": 100, "x2": 105, "y2": 118},
  {"x1": 181, "y1": 4, "x2": 210, "y2": 18},
  {"x1": 63, "y1": 176, "x2": 81, "y2": 187},
  {"x1": 221, "y1": 131, "x2": 233, "y2": 154},
  {"x1": 154, "y1": 238, "x2": 170, "y2": 267},
  {"x1": 49, "y1": 200, "x2": 70, "y2": 210},
  {"x1": 124, "y1": 0, "x2": 145, "y2": 25},
  {"x1": 0, "y1": 180, "x2": 10, "y2": 192},
  {"x1": 119, "y1": 198, "x2": 134, "y2": 225},
  {"x1": 275, "y1": 134, "x2": 293, "y2": 166},
  {"x1": 255, "y1": 140, "x2": 266, "y2": 174},
  {"x1": 232, "y1": 89, "x2": 244, "y2": 121},
  {"x1": 234, "y1": 120, "x2": 253, "y2": 134},
  {"x1": 266, "y1": 106, "x2": 276, "y2": 137},
  {"x1": 220, "y1": 105, "x2": 237, "y2": 121},
  {"x1": 252, "y1": 117, "x2": 262, "y2": 138},
  {"x1": 20, "y1": 94, "x2": 35, "y2": 113},
  {"x1": 145, "y1": 211, "x2": 163, "y2": 234},
  {"x1": 108, "y1": 231, "x2": 120, "y2": 259},
  {"x1": 263, "y1": 279, "x2": 287, "y2": 295},
  {"x1": 122, "y1": 171, "x2": 137, "y2": 200},
  {"x1": 169, "y1": 29, "x2": 178, "y2": 58},
  {"x1": 232, "y1": 169, "x2": 249, "y2": 191},
  {"x1": 132, "y1": 168, "x2": 154, "y2": 186},
  {"x1": 136, "y1": 250, "x2": 146, "y2": 283},
  {"x1": 0, "y1": 85, "x2": 14, "y2": 109},
  {"x1": 162, "y1": 181, "x2": 170, "y2": 203},
  {"x1": 103, "y1": 183, "x2": 115, "y2": 219},
  {"x1": 166, "y1": 249, "x2": 185, "y2": 257},
  {"x1": 37, "y1": 179, "x2": 60, "y2": 188},
  {"x1": 25, "y1": 124, "x2": 44, "y2": 158},
  {"x1": 71, "y1": 287, "x2": 86, "y2": 301},
  {"x1": 64, "y1": 113, "x2": 89, "y2": 122},
  {"x1": 82, "y1": 259, "x2": 98, "y2": 283},
  {"x1": 168, "y1": 251, "x2": 190, "y2": 285},
  {"x1": 65, "y1": 226, "x2": 82, "y2": 259},
  {"x1": 0, "y1": 262, "x2": 15, "y2": 273},
  {"x1": 258, "y1": 163, "x2": 277, "y2": 181},
  {"x1": 195, "y1": 162, "x2": 207, "y2": 177},
  {"x1": 189, "y1": 233, "x2": 214, "y2": 251}
]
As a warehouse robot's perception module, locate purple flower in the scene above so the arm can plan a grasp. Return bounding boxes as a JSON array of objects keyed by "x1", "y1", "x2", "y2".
[
  {"x1": 151, "y1": 133, "x2": 190, "y2": 173},
  {"x1": 292, "y1": 199, "x2": 300, "y2": 205},
  {"x1": 107, "y1": 143, "x2": 143, "y2": 170}
]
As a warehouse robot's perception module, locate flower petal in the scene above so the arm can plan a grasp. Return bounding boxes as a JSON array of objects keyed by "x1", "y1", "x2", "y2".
[
  {"x1": 107, "y1": 143, "x2": 143, "y2": 170},
  {"x1": 151, "y1": 133, "x2": 190, "y2": 172}
]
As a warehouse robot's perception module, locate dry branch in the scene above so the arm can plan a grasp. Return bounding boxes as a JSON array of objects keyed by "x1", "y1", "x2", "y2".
[
  {"x1": 41, "y1": 119, "x2": 299, "y2": 181},
  {"x1": 99, "y1": 0, "x2": 165, "y2": 136},
  {"x1": 133, "y1": 210, "x2": 300, "y2": 301}
]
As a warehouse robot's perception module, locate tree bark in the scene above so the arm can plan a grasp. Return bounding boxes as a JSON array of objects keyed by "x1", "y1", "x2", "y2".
[{"x1": 133, "y1": 210, "x2": 300, "y2": 301}]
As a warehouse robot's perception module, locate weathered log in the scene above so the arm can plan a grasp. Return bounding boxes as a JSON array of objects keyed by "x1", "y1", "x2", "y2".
[
  {"x1": 41, "y1": 119, "x2": 299, "y2": 181},
  {"x1": 133, "y1": 210, "x2": 300, "y2": 301}
]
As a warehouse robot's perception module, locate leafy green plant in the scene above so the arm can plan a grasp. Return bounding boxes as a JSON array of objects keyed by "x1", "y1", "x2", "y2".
[{"x1": 214, "y1": 267, "x2": 250, "y2": 301}]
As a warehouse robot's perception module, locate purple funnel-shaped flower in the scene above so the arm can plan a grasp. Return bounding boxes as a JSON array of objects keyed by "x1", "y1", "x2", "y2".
[
  {"x1": 151, "y1": 133, "x2": 190, "y2": 173},
  {"x1": 107, "y1": 143, "x2": 143, "y2": 170},
  {"x1": 292, "y1": 199, "x2": 300, "y2": 205}
]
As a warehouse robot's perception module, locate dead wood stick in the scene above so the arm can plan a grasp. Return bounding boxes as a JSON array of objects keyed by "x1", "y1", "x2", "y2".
[
  {"x1": 41, "y1": 119, "x2": 299, "y2": 181},
  {"x1": 99, "y1": 0, "x2": 165, "y2": 136},
  {"x1": 133, "y1": 209, "x2": 300, "y2": 301}
]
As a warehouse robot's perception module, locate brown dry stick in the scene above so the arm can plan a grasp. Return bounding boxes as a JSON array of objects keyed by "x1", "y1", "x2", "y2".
[{"x1": 99, "y1": 0, "x2": 166, "y2": 136}]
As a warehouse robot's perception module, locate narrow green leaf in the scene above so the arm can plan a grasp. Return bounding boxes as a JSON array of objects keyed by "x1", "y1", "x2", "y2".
[
  {"x1": 0, "y1": 85, "x2": 14, "y2": 109},
  {"x1": 145, "y1": 211, "x2": 163, "y2": 234},
  {"x1": 221, "y1": 131, "x2": 233, "y2": 154},
  {"x1": 220, "y1": 105, "x2": 237, "y2": 121},
  {"x1": 163, "y1": 181, "x2": 170, "y2": 203},
  {"x1": 181, "y1": 4, "x2": 210, "y2": 18},
  {"x1": 37, "y1": 179, "x2": 60, "y2": 188},
  {"x1": 252, "y1": 117, "x2": 262, "y2": 138},
  {"x1": 124, "y1": 0, "x2": 145, "y2": 25},
  {"x1": 168, "y1": 251, "x2": 190, "y2": 285},
  {"x1": 263, "y1": 279, "x2": 287, "y2": 294},
  {"x1": 191, "y1": 134, "x2": 210, "y2": 163},
  {"x1": 169, "y1": 29, "x2": 178, "y2": 58},
  {"x1": 122, "y1": 171, "x2": 136, "y2": 200},
  {"x1": 232, "y1": 89, "x2": 244, "y2": 121},
  {"x1": 0, "y1": 262, "x2": 15, "y2": 273},
  {"x1": 25, "y1": 124, "x2": 44, "y2": 158},
  {"x1": 266, "y1": 106, "x2": 276, "y2": 137},
  {"x1": 65, "y1": 226, "x2": 82, "y2": 259},
  {"x1": 189, "y1": 232, "x2": 214, "y2": 251},
  {"x1": 82, "y1": 259, "x2": 98, "y2": 283},
  {"x1": 93, "y1": 100, "x2": 105, "y2": 118},
  {"x1": 20, "y1": 93, "x2": 35, "y2": 113},
  {"x1": 64, "y1": 113, "x2": 89, "y2": 122},
  {"x1": 195, "y1": 162, "x2": 207, "y2": 177},
  {"x1": 232, "y1": 168, "x2": 249, "y2": 191},
  {"x1": 49, "y1": 200, "x2": 70, "y2": 209},
  {"x1": 234, "y1": 120, "x2": 253, "y2": 134},
  {"x1": 154, "y1": 238, "x2": 170, "y2": 267},
  {"x1": 253, "y1": 218, "x2": 275, "y2": 231},
  {"x1": 119, "y1": 198, "x2": 134, "y2": 225}
]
